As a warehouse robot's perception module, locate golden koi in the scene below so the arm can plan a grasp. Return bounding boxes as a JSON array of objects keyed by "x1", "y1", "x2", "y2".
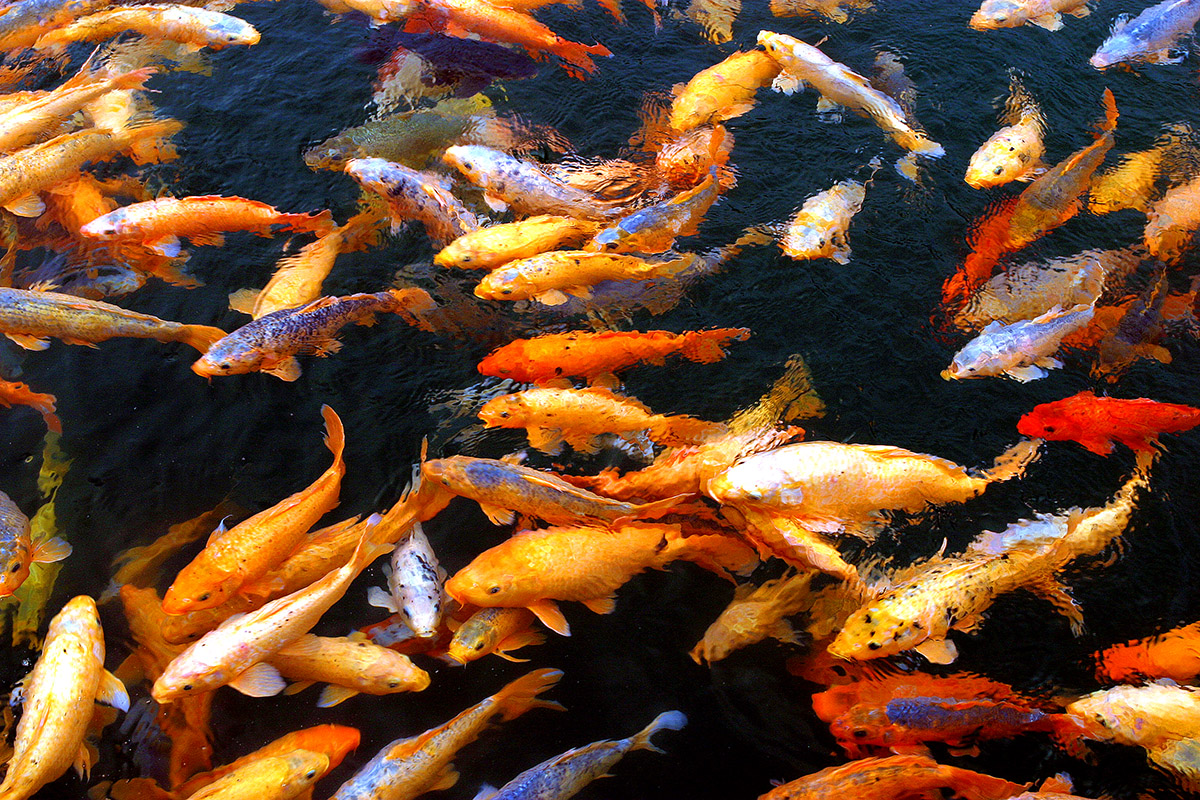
[
  {"x1": 669, "y1": 50, "x2": 780, "y2": 133},
  {"x1": 965, "y1": 72, "x2": 1047, "y2": 188},
  {"x1": 474, "y1": 250, "x2": 696, "y2": 305},
  {"x1": 269, "y1": 633, "x2": 430, "y2": 707},
  {"x1": 445, "y1": 606, "x2": 544, "y2": 664},
  {"x1": 779, "y1": 176, "x2": 867, "y2": 263},
  {"x1": 1143, "y1": 175, "x2": 1200, "y2": 263},
  {"x1": 33, "y1": 5, "x2": 260, "y2": 51},
  {"x1": 970, "y1": 0, "x2": 1091, "y2": 31},
  {"x1": 690, "y1": 571, "x2": 816, "y2": 663},
  {"x1": 183, "y1": 751, "x2": 330, "y2": 800},
  {"x1": 434, "y1": 215, "x2": 599, "y2": 270}
]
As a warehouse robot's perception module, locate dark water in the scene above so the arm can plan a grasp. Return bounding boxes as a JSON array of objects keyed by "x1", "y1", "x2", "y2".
[{"x1": 4, "y1": 0, "x2": 1200, "y2": 798}]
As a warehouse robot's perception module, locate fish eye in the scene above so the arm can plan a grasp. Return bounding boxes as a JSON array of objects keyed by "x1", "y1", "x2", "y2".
[
  {"x1": 488, "y1": 586, "x2": 501, "y2": 594},
  {"x1": 197, "y1": 593, "x2": 210, "y2": 602},
  {"x1": 993, "y1": 167, "x2": 1003, "y2": 175},
  {"x1": 182, "y1": 684, "x2": 193, "y2": 691},
  {"x1": 8, "y1": 563, "x2": 18, "y2": 573},
  {"x1": 388, "y1": 680, "x2": 400, "y2": 688},
  {"x1": 474, "y1": 642, "x2": 484, "y2": 650},
  {"x1": 461, "y1": 161, "x2": 473, "y2": 171},
  {"x1": 305, "y1": 770, "x2": 317, "y2": 779},
  {"x1": 499, "y1": 411, "x2": 509, "y2": 418},
  {"x1": 219, "y1": 363, "x2": 231, "y2": 371},
  {"x1": 1044, "y1": 425, "x2": 1056, "y2": 432},
  {"x1": 853, "y1": 729, "x2": 868, "y2": 738}
]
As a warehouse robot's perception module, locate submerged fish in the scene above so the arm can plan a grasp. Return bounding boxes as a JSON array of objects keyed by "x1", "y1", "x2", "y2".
[
  {"x1": 344, "y1": 157, "x2": 478, "y2": 246},
  {"x1": 953, "y1": 250, "x2": 1107, "y2": 331},
  {"x1": 442, "y1": 145, "x2": 619, "y2": 219},
  {"x1": 965, "y1": 72, "x2": 1047, "y2": 188},
  {"x1": 1018, "y1": 390, "x2": 1200, "y2": 455},
  {"x1": 1143, "y1": 175, "x2": 1200, "y2": 262},
  {"x1": 943, "y1": 304, "x2": 1094, "y2": 382},
  {"x1": 444, "y1": 606, "x2": 544, "y2": 664},
  {"x1": 769, "y1": 0, "x2": 874, "y2": 23},
  {"x1": 32, "y1": 5, "x2": 259, "y2": 51},
  {"x1": 434, "y1": 215, "x2": 599, "y2": 271},
  {"x1": 0, "y1": 490, "x2": 69, "y2": 598},
  {"x1": 268, "y1": 632, "x2": 430, "y2": 707},
  {"x1": 779, "y1": 176, "x2": 867, "y2": 264},
  {"x1": 474, "y1": 250, "x2": 696, "y2": 305},
  {"x1": 970, "y1": 0, "x2": 1091, "y2": 31},
  {"x1": 690, "y1": 571, "x2": 816, "y2": 663},
  {"x1": 761, "y1": 754, "x2": 1025, "y2": 800},
  {"x1": 1096, "y1": 620, "x2": 1200, "y2": 684},
  {"x1": 1090, "y1": 0, "x2": 1200, "y2": 69}
]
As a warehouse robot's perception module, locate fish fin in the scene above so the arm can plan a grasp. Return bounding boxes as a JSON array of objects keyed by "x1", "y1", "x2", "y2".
[
  {"x1": 1027, "y1": 576, "x2": 1085, "y2": 635},
  {"x1": 629, "y1": 710, "x2": 687, "y2": 754},
  {"x1": 5, "y1": 334, "x2": 50, "y2": 351},
  {"x1": 1004, "y1": 364, "x2": 1048, "y2": 382},
  {"x1": 483, "y1": 192, "x2": 508, "y2": 213},
  {"x1": 227, "y1": 288, "x2": 260, "y2": 315},
  {"x1": 473, "y1": 784, "x2": 499, "y2": 800},
  {"x1": 1019, "y1": 159, "x2": 1049, "y2": 181},
  {"x1": 526, "y1": 426, "x2": 565, "y2": 455},
  {"x1": 3, "y1": 194, "x2": 43, "y2": 218},
  {"x1": 74, "y1": 741, "x2": 98, "y2": 780},
  {"x1": 428, "y1": 764, "x2": 459, "y2": 792},
  {"x1": 317, "y1": 684, "x2": 360, "y2": 708},
  {"x1": 62, "y1": 337, "x2": 101, "y2": 349},
  {"x1": 282, "y1": 680, "x2": 315, "y2": 696},
  {"x1": 771, "y1": 73, "x2": 804, "y2": 95},
  {"x1": 264, "y1": 357, "x2": 302, "y2": 382},
  {"x1": 815, "y1": 96, "x2": 842, "y2": 114},
  {"x1": 831, "y1": 244, "x2": 851, "y2": 265},
  {"x1": 96, "y1": 669, "x2": 130, "y2": 712},
  {"x1": 31, "y1": 536, "x2": 71, "y2": 564},
  {"x1": 492, "y1": 667, "x2": 566, "y2": 720},
  {"x1": 914, "y1": 637, "x2": 958, "y2": 664},
  {"x1": 312, "y1": 337, "x2": 343, "y2": 357},
  {"x1": 768, "y1": 620, "x2": 803, "y2": 646},
  {"x1": 1029, "y1": 11, "x2": 1063, "y2": 30},
  {"x1": 1068, "y1": 3, "x2": 1089, "y2": 16},
  {"x1": 478, "y1": 502, "x2": 515, "y2": 526},
  {"x1": 189, "y1": 231, "x2": 225, "y2": 247},
  {"x1": 227, "y1": 661, "x2": 286, "y2": 697},
  {"x1": 535, "y1": 289, "x2": 571, "y2": 306},
  {"x1": 494, "y1": 652, "x2": 531, "y2": 663},
  {"x1": 275, "y1": 634, "x2": 323, "y2": 657},
  {"x1": 144, "y1": 236, "x2": 182, "y2": 258},
  {"x1": 367, "y1": 585, "x2": 400, "y2": 612},
  {"x1": 527, "y1": 600, "x2": 571, "y2": 636},
  {"x1": 495, "y1": 627, "x2": 545, "y2": 659},
  {"x1": 582, "y1": 595, "x2": 616, "y2": 614}
]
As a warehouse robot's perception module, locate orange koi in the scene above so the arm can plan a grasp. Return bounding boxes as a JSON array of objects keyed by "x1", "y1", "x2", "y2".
[
  {"x1": 690, "y1": 571, "x2": 816, "y2": 663},
  {"x1": 760, "y1": 755, "x2": 1026, "y2": 800},
  {"x1": 1018, "y1": 390, "x2": 1200, "y2": 455},
  {"x1": 162, "y1": 405, "x2": 346, "y2": 614},
  {"x1": 0, "y1": 489, "x2": 69, "y2": 599},
  {"x1": 0, "y1": 378, "x2": 59, "y2": 432},
  {"x1": 108, "y1": 500, "x2": 244, "y2": 594},
  {"x1": 1095, "y1": 620, "x2": 1200, "y2": 684},
  {"x1": 473, "y1": 249, "x2": 696, "y2": 305},
  {"x1": 477, "y1": 328, "x2": 749, "y2": 385},
  {"x1": 478, "y1": 386, "x2": 727, "y2": 454},
  {"x1": 445, "y1": 522, "x2": 756, "y2": 635},
  {"x1": 32, "y1": 5, "x2": 260, "y2": 51},
  {"x1": 80, "y1": 195, "x2": 335, "y2": 257},
  {"x1": 268, "y1": 633, "x2": 430, "y2": 707},
  {"x1": 669, "y1": 50, "x2": 780, "y2": 133},
  {"x1": 655, "y1": 124, "x2": 737, "y2": 191},
  {"x1": 444, "y1": 606, "x2": 544, "y2": 664}
]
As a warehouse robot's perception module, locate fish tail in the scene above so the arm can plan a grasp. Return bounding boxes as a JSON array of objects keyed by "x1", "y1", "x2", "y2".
[
  {"x1": 669, "y1": 530, "x2": 759, "y2": 579},
  {"x1": 627, "y1": 710, "x2": 687, "y2": 754},
  {"x1": 650, "y1": 415, "x2": 727, "y2": 446},
  {"x1": 1097, "y1": 88, "x2": 1118, "y2": 136},
  {"x1": 1001, "y1": 69, "x2": 1043, "y2": 132},
  {"x1": 681, "y1": 328, "x2": 750, "y2": 364},
  {"x1": 174, "y1": 324, "x2": 226, "y2": 354},
  {"x1": 1045, "y1": 714, "x2": 1097, "y2": 761},
  {"x1": 594, "y1": 0, "x2": 625, "y2": 24},
  {"x1": 113, "y1": 66, "x2": 157, "y2": 91},
  {"x1": 979, "y1": 438, "x2": 1042, "y2": 483},
  {"x1": 941, "y1": 765, "x2": 1027, "y2": 800},
  {"x1": 122, "y1": 118, "x2": 185, "y2": 165},
  {"x1": 283, "y1": 209, "x2": 336, "y2": 236},
  {"x1": 491, "y1": 667, "x2": 566, "y2": 721},
  {"x1": 551, "y1": 38, "x2": 611, "y2": 78},
  {"x1": 338, "y1": 208, "x2": 387, "y2": 252},
  {"x1": 385, "y1": 287, "x2": 437, "y2": 332},
  {"x1": 320, "y1": 405, "x2": 345, "y2": 470},
  {"x1": 350, "y1": 513, "x2": 394, "y2": 575}
]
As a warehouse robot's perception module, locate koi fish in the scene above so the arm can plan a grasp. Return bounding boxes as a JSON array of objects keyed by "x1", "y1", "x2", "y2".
[
  {"x1": 477, "y1": 328, "x2": 749, "y2": 385},
  {"x1": 1143, "y1": 175, "x2": 1200, "y2": 262},
  {"x1": 1090, "y1": 0, "x2": 1200, "y2": 68},
  {"x1": 434, "y1": 215, "x2": 598, "y2": 270},
  {"x1": 965, "y1": 73, "x2": 1047, "y2": 188},
  {"x1": 151, "y1": 518, "x2": 391, "y2": 703},
  {"x1": 474, "y1": 250, "x2": 695, "y2": 305},
  {"x1": 706, "y1": 438, "x2": 1040, "y2": 539},
  {"x1": 779, "y1": 176, "x2": 867, "y2": 264},
  {"x1": 478, "y1": 386, "x2": 726, "y2": 454},
  {"x1": 477, "y1": 711, "x2": 687, "y2": 800},
  {"x1": 757, "y1": 31, "x2": 944, "y2": 157},
  {"x1": 769, "y1": 0, "x2": 874, "y2": 23},
  {"x1": 0, "y1": 378, "x2": 59, "y2": 432},
  {"x1": 442, "y1": 145, "x2": 619, "y2": 219},
  {"x1": 344, "y1": 158, "x2": 479, "y2": 246},
  {"x1": 761, "y1": 754, "x2": 1026, "y2": 800},
  {"x1": 1086, "y1": 123, "x2": 1200, "y2": 213},
  {"x1": 162, "y1": 406, "x2": 346, "y2": 614},
  {"x1": 953, "y1": 250, "x2": 1106, "y2": 332},
  {"x1": 1002, "y1": 89, "x2": 1117, "y2": 251},
  {"x1": 445, "y1": 606, "x2": 544, "y2": 664},
  {"x1": 970, "y1": 0, "x2": 1090, "y2": 31},
  {"x1": 829, "y1": 463, "x2": 1147, "y2": 663},
  {"x1": 0, "y1": 0, "x2": 114, "y2": 52},
  {"x1": 1018, "y1": 390, "x2": 1200, "y2": 455},
  {"x1": 0, "y1": 286, "x2": 224, "y2": 353},
  {"x1": 181, "y1": 751, "x2": 330, "y2": 800},
  {"x1": 0, "y1": 596, "x2": 129, "y2": 800},
  {"x1": 269, "y1": 632, "x2": 430, "y2": 707},
  {"x1": 669, "y1": 50, "x2": 780, "y2": 133},
  {"x1": 445, "y1": 522, "x2": 756, "y2": 635},
  {"x1": 330, "y1": 668, "x2": 564, "y2": 800},
  {"x1": 1096, "y1": 620, "x2": 1200, "y2": 684},
  {"x1": 812, "y1": 671, "x2": 1019, "y2": 722},
  {"x1": 690, "y1": 571, "x2": 816, "y2": 663},
  {"x1": 192, "y1": 288, "x2": 435, "y2": 381},
  {"x1": 366, "y1": 522, "x2": 445, "y2": 638},
  {"x1": 0, "y1": 490, "x2": 69, "y2": 599},
  {"x1": 80, "y1": 195, "x2": 335, "y2": 257},
  {"x1": 943, "y1": 304, "x2": 1094, "y2": 382},
  {"x1": 33, "y1": 5, "x2": 260, "y2": 51},
  {"x1": 586, "y1": 167, "x2": 720, "y2": 254}
]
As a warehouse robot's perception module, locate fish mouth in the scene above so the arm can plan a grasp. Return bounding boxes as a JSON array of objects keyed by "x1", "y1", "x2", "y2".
[{"x1": 939, "y1": 368, "x2": 959, "y2": 381}]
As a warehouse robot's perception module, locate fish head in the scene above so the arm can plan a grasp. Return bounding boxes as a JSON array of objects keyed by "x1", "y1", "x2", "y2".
[
  {"x1": 445, "y1": 563, "x2": 524, "y2": 608},
  {"x1": 828, "y1": 705, "x2": 893, "y2": 748},
  {"x1": 442, "y1": 145, "x2": 490, "y2": 185},
  {"x1": 1016, "y1": 403, "x2": 1076, "y2": 442},
  {"x1": 586, "y1": 226, "x2": 627, "y2": 252},
  {"x1": 477, "y1": 394, "x2": 526, "y2": 428},
  {"x1": 0, "y1": 537, "x2": 31, "y2": 598},
  {"x1": 473, "y1": 266, "x2": 531, "y2": 301},
  {"x1": 705, "y1": 459, "x2": 792, "y2": 506},
  {"x1": 211, "y1": 15, "x2": 261, "y2": 46},
  {"x1": 152, "y1": 658, "x2": 228, "y2": 703},
  {"x1": 304, "y1": 140, "x2": 354, "y2": 171},
  {"x1": 964, "y1": 135, "x2": 1035, "y2": 188},
  {"x1": 1090, "y1": 34, "x2": 1134, "y2": 70},
  {"x1": 446, "y1": 612, "x2": 502, "y2": 664},
  {"x1": 969, "y1": 0, "x2": 1027, "y2": 30},
  {"x1": 419, "y1": 456, "x2": 468, "y2": 493},
  {"x1": 162, "y1": 567, "x2": 240, "y2": 614},
  {"x1": 279, "y1": 751, "x2": 332, "y2": 792},
  {"x1": 365, "y1": 649, "x2": 431, "y2": 693},
  {"x1": 79, "y1": 208, "x2": 129, "y2": 240},
  {"x1": 288, "y1": 725, "x2": 361, "y2": 770},
  {"x1": 191, "y1": 338, "x2": 261, "y2": 378},
  {"x1": 475, "y1": 348, "x2": 519, "y2": 379},
  {"x1": 827, "y1": 603, "x2": 922, "y2": 661},
  {"x1": 942, "y1": 337, "x2": 997, "y2": 381},
  {"x1": 344, "y1": 158, "x2": 397, "y2": 193}
]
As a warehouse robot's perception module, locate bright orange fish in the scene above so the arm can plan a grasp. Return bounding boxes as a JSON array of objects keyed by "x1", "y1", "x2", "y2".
[
  {"x1": 760, "y1": 755, "x2": 1027, "y2": 800},
  {"x1": 162, "y1": 405, "x2": 345, "y2": 614},
  {"x1": 0, "y1": 377, "x2": 59, "y2": 431},
  {"x1": 1095, "y1": 620, "x2": 1200, "y2": 684},
  {"x1": 1018, "y1": 390, "x2": 1200, "y2": 455}
]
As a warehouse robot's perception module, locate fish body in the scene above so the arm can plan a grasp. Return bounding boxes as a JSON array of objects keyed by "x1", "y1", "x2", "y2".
[
  {"x1": 474, "y1": 250, "x2": 693, "y2": 305},
  {"x1": 1017, "y1": 390, "x2": 1200, "y2": 455},
  {"x1": 331, "y1": 669, "x2": 564, "y2": 800},
  {"x1": 0, "y1": 378, "x2": 60, "y2": 432},
  {"x1": 1096, "y1": 621, "x2": 1200, "y2": 683},
  {"x1": 586, "y1": 168, "x2": 720, "y2": 254},
  {"x1": 0, "y1": 596, "x2": 129, "y2": 800},
  {"x1": 970, "y1": 0, "x2": 1090, "y2": 31},
  {"x1": 760, "y1": 754, "x2": 1026, "y2": 800},
  {"x1": 445, "y1": 606, "x2": 543, "y2": 664},
  {"x1": 478, "y1": 386, "x2": 726, "y2": 454},
  {"x1": 442, "y1": 145, "x2": 618, "y2": 219},
  {"x1": 965, "y1": 74, "x2": 1047, "y2": 187},
  {"x1": 0, "y1": 286, "x2": 224, "y2": 353},
  {"x1": 481, "y1": 711, "x2": 687, "y2": 800},
  {"x1": 1144, "y1": 175, "x2": 1200, "y2": 262},
  {"x1": 0, "y1": 489, "x2": 69, "y2": 597},
  {"x1": 434, "y1": 215, "x2": 598, "y2": 270},
  {"x1": 32, "y1": 5, "x2": 260, "y2": 50},
  {"x1": 1090, "y1": 0, "x2": 1200, "y2": 68},
  {"x1": 0, "y1": 0, "x2": 113, "y2": 51},
  {"x1": 757, "y1": 31, "x2": 944, "y2": 157},
  {"x1": 162, "y1": 406, "x2": 346, "y2": 613},
  {"x1": 344, "y1": 157, "x2": 478, "y2": 246},
  {"x1": 366, "y1": 522, "x2": 445, "y2": 638},
  {"x1": 943, "y1": 304, "x2": 1094, "y2": 382},
  {"x1": 669, "y1": 50, "x2": 780, "y2": 132},
  {"x1": 191, "y1": 288, "x2": 434, "y2": 381},
  {"x1": 690, "y1": 571, "x2": 815, "y2": 663},
  {"x1": 706, "y1": 439, "x2": 1038, "y2": 535},
  {"x1": 305, "y1": 108, "x2": 477, "y2": 171},
  {"x1": 151, "y1": 520, "x2": 392, "y2": 703},
  {"x1": 184, "y1": 751, "x2": 330, "y2": 800},
  {"x1": 477, "y1": 328, "x2": 748, "y2": 384},
  {"x1": 769, "y1": 0, "x2": 874, "y2": 22},
  {"x1": 269, "y1": 633, "x2": 430, "y2": 707},
  {"x1": 80, "y1": 195, "x2": 335, "y2": 256},
  {"x1": 954, "y1": 250, "x2": 1106, "y2": 331},
  {"x1": 780, "y1": 178, "x2": 866, "y2": 263},
  {"x1": 445, "y1": 522, "x2": 755, "y2": 635}
]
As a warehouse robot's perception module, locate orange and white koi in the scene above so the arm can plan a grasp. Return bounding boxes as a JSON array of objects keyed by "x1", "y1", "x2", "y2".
[
  {"x1": 33, "y1": 5, "x2": 260, "y2": 51},
  {"x1": 268, "y1": 632, "x2": 430, "y2": 707},
  {"x1": 344, "y1": 158, "x2": 478, "y2": 246},
  {"x1": 442, "y1": 145, "x2": 619, "y2": 219},
  {"x1": 0, "y1": 0, "x2": 115, "y2": 52},
  {"x1": 669, "y1": 50, "x2": 780, "y2": 133},
  {"x1": 330, "y1": 669, "x2": 564, "y2": 800},
  {"x1": 965, "y1": 73, "x2": 1047, "y2": 188},
  {"x1": 779, "y1": 176, "x2": 867, "y2": 264},
  {"x1": 760, "y1": 754, "x2": 1026, "y2": 800},
  {"x1": 0, "y1": 378, "x2": 59, "y2": 432},
  {"x1": 0, "y1": 596, "x2": 128, "y2": 800},
  {"x1": 0, "y1": 489, "x2": 69, "y2": 599},
  {"x1": 434, "y1": 215, "x2": 599, "y2": 271},
  {"x1": 474, "y1": 249, "x2": 695, "y2": 305},
  {"x1": 444, "y1": 606, "x2": 544, "y2": 664},
  {"x1": 970, "y1": 0, "x2": 1091, "y2": 31},
  {"x1": 445, "y1": 522, "x2": 756, "y2": 635},
  {"x1": 162, "y1": 405, "x2": 346, "y2": 614}
]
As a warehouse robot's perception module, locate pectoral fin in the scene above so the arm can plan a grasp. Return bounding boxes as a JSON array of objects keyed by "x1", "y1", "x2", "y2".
[
  {"x1": 3, "y1": 194, "x2": 44, "y2": 218},
  {"x1": 483, "y1": 192, "x2": 508, "y2": 213},
  {"x1": 1029, "y1": 11, "x2": 1063, "y2": 30},
  {"x1": 478, "y1": 502, "x2": 515, "y2": 526},
  {"x1": 527, "y1": 599, "x2": 570, "y2": 636},
  {"x1": 1004, "y1": 364, "x2": 1048, "y2": 382},
  {"x1": 5, "y1": 334, "x2": 50, "y2": 351},
  {"x1": 317, "y1": 684, "x2": 360, "y2": 708},
  {"x1": 429, "y1": 764, "x2": 459, "y2": 791},
  {"x1": 144, "y1": 235, "x2": 182, "y2": 258},
  {"x1": 263, "y1": 357, "x2": 302, "y2": 382},
  {"x1": 1027, "y1": 576, "x2": 1085, "y2": 635},
  {"x1": 914, "y1": 637, "x2": 958, "y2": 664},
  {"x1": 32, "y1": 536, "x2": 71, "y2": 564},
  {"x1": 582, "y1": 595, "x2": 616, "y2": 615},
  {"x1": 771, "y1": 73, "x2": 803, "y2": 94},
  {"x1": 96, "y1": 668, "x2": 130, "y2": 712},
  {"x1": 367, "y1": 585, "x2": 400, "y2": 613},
  {"x1": 535, "y1": 289, "x2": 571, "y2": 306},
  {"x1": 815, "y1": 96, "x2": 842, "y2": 114},
  {"x1": 227, "y1": 661, "x2": 286, "y2": 697}
]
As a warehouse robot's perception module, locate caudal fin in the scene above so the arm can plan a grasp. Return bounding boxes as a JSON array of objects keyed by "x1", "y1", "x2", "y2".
[
  {"x1": 681, "y1": 328, "x2": 750, "y2": 364},
  {"x1": 491, "y1": 667, "x2": 566, "y2": 721},
  {"x1": 122, "y1": 118, "x2": 185, "y2": 165},
  {"x1": 649, "y1": 415, "x2": 727, "y2": 446},
  {"x1": 175, "y1": 324, "x2": 226, "y2": 354},
  {"x1": 628, "y1": 710, "x2": 687, "y2": 754},
  {"x1": 320, "y1": 405, "x2": 345, "y2": 470},
  {"x1": 1097, "y1": 87, "x2": 1118, "y2": 135},
  {"x1": 980, "y1": 438, "x2": 1041, "y2": 483},
  {"x1": 386, "y1": 288, "x2": 437, "y2": 332},
  {"x1": 551, "y1": 38, "x2": 611, "y2": 79},
  {"x1": 942, "y1": 764, "x2": 1029, "y2": 800},
  {"x1": 283, "y1": 209, "x2": 336, "y2": 236}
]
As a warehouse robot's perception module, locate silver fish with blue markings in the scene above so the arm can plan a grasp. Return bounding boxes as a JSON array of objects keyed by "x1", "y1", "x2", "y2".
[
  {"x1": 1090, "y1": 0, "x2": 1200, "y2": 68},
  {"x1": 942, "y1": 304, "x2": 1094, "y2": 382},
  {"x1": 366, "y1": 522, "x2": 446, "y2": 639},
  {"x1": 344, "y1": 157, "x2": 478, "y2": 247}
]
